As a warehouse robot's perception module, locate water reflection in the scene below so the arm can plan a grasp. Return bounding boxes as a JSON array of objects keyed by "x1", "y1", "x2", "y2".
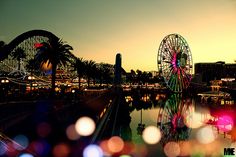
[
  {"x1": 157, "y1": 94, "x2": 192, "y2": 146},
  {"x1": 127, "y1": 91, "x2": 234, "y2": 156}
]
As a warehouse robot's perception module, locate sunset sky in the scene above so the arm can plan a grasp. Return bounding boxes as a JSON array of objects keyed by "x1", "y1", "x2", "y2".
[{"x1": 1, "y1": 0, "x2": 236, "y2": 71}]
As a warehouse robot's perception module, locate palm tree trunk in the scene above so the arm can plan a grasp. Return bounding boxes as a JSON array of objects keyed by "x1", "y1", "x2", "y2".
[
  {"x1": 93, "y1": 78, "x2": 96, "y2": 85},
  {"x1": 18, "y1": 59, "x2": 21, "y2": 70},
  {"x1": 100, "y1": 78, "x2": 102, "y2": 86},
  {"x1": 51, "y1": 64, "x2": 57, "y2": 96}
]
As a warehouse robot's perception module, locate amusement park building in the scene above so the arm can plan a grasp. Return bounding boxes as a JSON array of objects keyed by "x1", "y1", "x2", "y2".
[{"x1": 194, "y1": 61, "x2": 236, "y2": 84}]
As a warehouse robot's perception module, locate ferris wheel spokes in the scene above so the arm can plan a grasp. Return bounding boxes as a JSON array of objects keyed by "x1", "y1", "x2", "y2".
[{"x1": 157, "y1": 34, "x2": 193, "y2": 93}]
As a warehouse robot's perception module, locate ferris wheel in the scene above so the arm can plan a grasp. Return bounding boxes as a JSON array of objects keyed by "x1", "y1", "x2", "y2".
[
  {"x1": 157, "y1": 94, "x2": 193, "y2": 145},
  {"x1": 157, "y1": 34, "x2": 193, "y2": 93}
]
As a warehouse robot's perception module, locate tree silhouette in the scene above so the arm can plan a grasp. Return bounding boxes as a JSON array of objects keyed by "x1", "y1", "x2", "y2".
[
  {"x1": 11, "y1": 47, "x2": 26, "y2": 71},
  {"x1": 72, "y1": 57, "x2": 86, "y2": 89},
  {"x1": 35, "y1": 38, "x2": 73, "y2": 95},
  {"x1": 84, "y1": 60, "x2": 96, "y2": 88}
]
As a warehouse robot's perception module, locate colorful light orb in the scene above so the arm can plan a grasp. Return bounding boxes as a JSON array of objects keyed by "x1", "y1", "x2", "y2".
[
  {"x1": 99, "y1": 140, "x2": 111, "y2": 156},
  {"x1": 52, "y1": 143, "x2": 70, "y2": 157},
  {"x1": 185, "y1": 112, "x2": 203, "y2": 129},
  {"x1": 216, "y1": 115, "x2": 234, "y2": 132},
  {"x1": 164, "y1": 141, "x2": 181, "y2": 157},
  {"x1": 19, "y1": 153, "x2": 34, "y2": 157},
  {"x1": 83, "y1": 144, "x2": 103, "y2": 157},
  {"x1": 37, "y1": 122, "x2": 51, "y2": 138},
  {"x1": 107, "y1": 136, "x2": 124, "y2": 153},
  {"x1": 142, "y1": 126, "x2": 161, "y2": 144},
  {"x1": 75, "y1": 116, "x2": 95, "y2": 136},
  {"x1": 196, "y1": 126, "x2": 217, "y2": 144},
  {"x1": 30, "y1": 140, "x2": 51, "y2": 156},
  {"x1": 120, "y1": 155, "x2": 132, "y2": 157},
  {"x1": 178, "y1": 141, "x2": 191, "y2": 156},
  {"x1": 0, "y1": 143, "x2": 7, "y2": 155},
  {"x1": 121, "y1": 142, "x2": 135, "y2": 155},
  {"x1": 132, "y1": 145, "x2": 148, "y2": 157},
  {"x1": 66, "y1": 124, "x2": 80, "y2": 140},
  {"x1": 13, "y1": 134, "x2": 29, "y2": 150},
  {"x1": 5, "y1": 143, "x2": 18, "y2": 157}
]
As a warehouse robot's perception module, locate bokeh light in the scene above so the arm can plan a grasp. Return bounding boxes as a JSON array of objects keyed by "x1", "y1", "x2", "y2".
[
  {"x1": 132, "y1": 144, "x2": 148, "y2": 157},
  {"x1": 83, "y1": 144, "x2": 103, "y2": 157},
  {"x1": 196, "y1": 126, "x2": 217, "y2": 144},
  {"x1": 164, "y1": 141, "x2": 180, "y2": 157},
  {"x1": 142, "y1": 126, "x2": 161, "y2": 144},
  {"x1": 5, "y1": 142, "x2": 17, "y2": 156},
  {"x1": 19, "y1": 153, "x2": 34, "y2": 157},
  {"x1": 30, "y1": 140, "x2": 51, "y2": 156},
  {"x1": 0, "y1": 142, "x2": 7, "y2": 156},
  {"x1": 99, "y1": 140, "x2": 111, "y2": 156},
  {"x1": 178, "y1": 141, "x2": 192, "y2": 156},
  {"x1": 66, "y1": 124, "x2": 80, "y2": 140},
  {"x1": 13, "y1": 134, "x2": 29, "y2": 150},
  {"x1": 107, "y1": 136, "x2": 124, "y2": 153},
  {"x1": 216, "y1": 115, "x2": 234, "y2": 132},
  {"x1": 52, "y1": 143, "x2": 70, "y2": 157},
  {"x1": 120, "y1": 155, "x2": 132, "y2": 157},
  {"x1": 37, "y1": 122, "x2": 51, "y2": 138},
  {"x1": 75, "y1": 116, "x2": 96, "y2": 136},
  {"x1": 121, "y1": 142, "x2": 135, "y2": 155},
  {"x1": 185, "y1": 112, "x2": 203, "y2": 129}
]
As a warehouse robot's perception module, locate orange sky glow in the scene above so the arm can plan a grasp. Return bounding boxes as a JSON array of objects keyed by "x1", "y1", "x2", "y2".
[{"x1": 0, "y1": 0, "x2": 236, "y2": 71}]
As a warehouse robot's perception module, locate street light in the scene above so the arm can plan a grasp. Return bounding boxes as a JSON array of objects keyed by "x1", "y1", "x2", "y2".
[
  {"x1": 1, "y1": 79, "x2": 9, "y2": 98},
  {"x1": 1, "y1": 79, "x2": 9, "y2": 83}
]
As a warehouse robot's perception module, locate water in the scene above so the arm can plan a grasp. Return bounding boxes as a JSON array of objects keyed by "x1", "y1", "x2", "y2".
[{"x1": 127, "y1": 94, "x2": 233, "y2": 157}]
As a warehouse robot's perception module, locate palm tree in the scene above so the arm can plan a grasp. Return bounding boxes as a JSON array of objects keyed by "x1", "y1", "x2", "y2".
[
  {"x1": 72, "y1": 57, "x2": 86, "y2": 89},
  {"x1": 11, "y1": 47, "x2": 26, "y2": 71},
  {"x1": 26, "y1": 58, "x2": 38, "y2": 91},
  {"x1": 136, "y1": 69, "x2": 143, "y2": 85},
  {"x1": 98, "y1": 63, "x2": 114, "y2": 86},
  {"x1": 35, "y1": 38, "x2": 73, "y2": 95},
  {"x1": 26, "y1": 58, "x2": 38, "y2": 74},
  {"x1": 84, "y1": 60, "x2": 96, "y2": 88}
]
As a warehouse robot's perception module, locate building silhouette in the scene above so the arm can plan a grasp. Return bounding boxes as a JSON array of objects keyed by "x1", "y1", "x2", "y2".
[{"x1": 194, "y1": 61, "x2": 236, "y2": 84}]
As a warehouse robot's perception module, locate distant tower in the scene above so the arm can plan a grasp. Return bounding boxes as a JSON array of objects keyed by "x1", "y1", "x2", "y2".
[{"x1": 114, "y1": 53, "x2": 122, "y2": 85}]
